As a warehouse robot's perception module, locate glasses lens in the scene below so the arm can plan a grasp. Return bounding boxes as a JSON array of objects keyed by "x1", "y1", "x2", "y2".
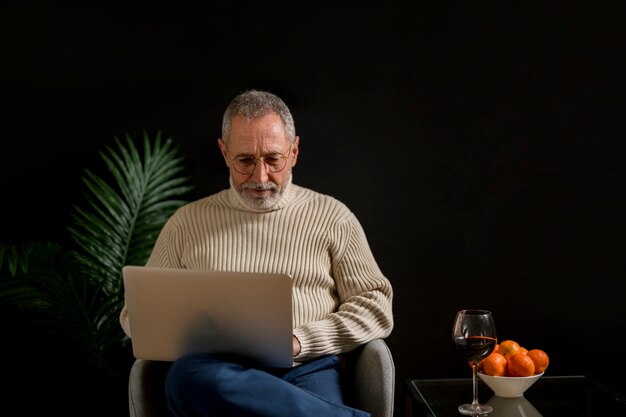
[
  {"x1": 263, "y1": 155, "x2": 287, "y2": 172},
  {"x1": 233, "y1": 157, "x2": 257, "y2": 174}
]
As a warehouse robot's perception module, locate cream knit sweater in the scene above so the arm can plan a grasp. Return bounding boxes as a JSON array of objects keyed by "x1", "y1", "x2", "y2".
[{"x1": 119, "y1": 181, "x2": 393, "y2": 362}]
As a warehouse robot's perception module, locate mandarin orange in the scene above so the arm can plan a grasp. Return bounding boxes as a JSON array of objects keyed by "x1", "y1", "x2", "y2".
[
  {"x1": 507, "y1": 352, "x2": 535, "y2": 377},
  {"x1": 498, "y1": 340, "x2": 522, "y2": 360},
  {"x1": 481, "y1": 352, "x2": 508, "y2": 376},
  {"x1": 527, "y1": 349, "x2": 550, "y2": 374}
]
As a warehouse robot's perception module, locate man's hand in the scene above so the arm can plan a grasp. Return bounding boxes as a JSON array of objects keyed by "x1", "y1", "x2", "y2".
[{"x1": 292, "y1": 335, "x2": 301, "y2": 357}]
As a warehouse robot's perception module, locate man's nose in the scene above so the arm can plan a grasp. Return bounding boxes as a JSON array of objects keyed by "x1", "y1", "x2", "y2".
[{"x1": 250, "y1": 158, "x2": 269, "y2": 182}]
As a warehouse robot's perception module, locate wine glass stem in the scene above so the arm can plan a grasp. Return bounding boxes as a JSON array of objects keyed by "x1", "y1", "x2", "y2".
[{"x1": 471, "y1": 362, "x2": 479, "y2": 406}]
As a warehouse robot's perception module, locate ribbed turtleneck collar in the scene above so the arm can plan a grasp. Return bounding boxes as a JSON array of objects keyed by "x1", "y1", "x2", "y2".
[{"x1": 227, "y1": 175, "x2": 297, "y2": 213}]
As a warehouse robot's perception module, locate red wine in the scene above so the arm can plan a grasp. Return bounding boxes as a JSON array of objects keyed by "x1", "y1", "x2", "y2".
[{"x1": 454, "y1": 336, "x2": 496, "y2": 363}]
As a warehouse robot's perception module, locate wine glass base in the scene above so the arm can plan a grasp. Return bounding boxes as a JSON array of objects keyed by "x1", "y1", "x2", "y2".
[{"x1": 458, "y1": 403, "x2": 493, "y2": 415}]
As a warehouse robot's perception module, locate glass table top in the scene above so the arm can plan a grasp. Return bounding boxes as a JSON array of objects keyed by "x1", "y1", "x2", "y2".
[{"x1": 405, "y1": 375, "x2": 626, "y2": 417}]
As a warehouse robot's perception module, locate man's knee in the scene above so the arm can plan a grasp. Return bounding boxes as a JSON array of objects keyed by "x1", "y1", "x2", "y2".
[{"x1": 167, "y1": 354, "x2": 234, "y2": 395}]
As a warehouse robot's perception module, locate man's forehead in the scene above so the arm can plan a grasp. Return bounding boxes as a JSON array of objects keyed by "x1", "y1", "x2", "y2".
[{"x1": 228, "y1": 117, "x2": 290, "y2": 152}]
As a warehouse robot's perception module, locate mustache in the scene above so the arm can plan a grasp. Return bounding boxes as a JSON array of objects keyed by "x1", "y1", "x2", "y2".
[{"x1": 241, "y1": 181, "x2": 279, "y2": 192}]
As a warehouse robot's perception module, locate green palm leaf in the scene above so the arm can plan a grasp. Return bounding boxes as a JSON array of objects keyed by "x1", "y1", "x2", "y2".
[
  {"x1": 0, "y1": 242, "x2": 111, "y2": 369},
  {"x1": 68, "y1": 130, "x2": 194, "y2": 295}
]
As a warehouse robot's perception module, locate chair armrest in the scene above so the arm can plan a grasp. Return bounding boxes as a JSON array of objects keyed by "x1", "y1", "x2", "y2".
[
  {"x1": 350, "y1": 339, "x2": 396, "y2": 417},
  {"x1": 128, "y1": 359, "x2": 173, "y2": 417}
]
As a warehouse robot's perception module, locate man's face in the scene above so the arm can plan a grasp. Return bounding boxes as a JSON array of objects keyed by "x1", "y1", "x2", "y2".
[{"x1": 218, "y1": 113, "x2": 299, "y2": 210}]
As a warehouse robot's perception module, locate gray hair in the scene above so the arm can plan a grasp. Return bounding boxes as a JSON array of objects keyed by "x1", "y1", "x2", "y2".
[{"x1": 221, "y1": 90, "x2": 296, "y2": 143}]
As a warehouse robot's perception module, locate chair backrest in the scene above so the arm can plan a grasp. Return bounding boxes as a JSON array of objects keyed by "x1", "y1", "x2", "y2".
[{"x1": 128, "y1": 338, "x2": 395, "y2": 417}]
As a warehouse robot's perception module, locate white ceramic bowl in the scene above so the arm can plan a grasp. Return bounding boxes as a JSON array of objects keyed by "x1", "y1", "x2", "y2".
[{"x1": 478, "y1": 372, "x2": 544, "y2": 398}]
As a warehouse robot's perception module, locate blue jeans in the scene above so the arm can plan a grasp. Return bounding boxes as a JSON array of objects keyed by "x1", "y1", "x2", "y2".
[{"x1": 165, "y1": 353, "x2": 370, "y2": 417}]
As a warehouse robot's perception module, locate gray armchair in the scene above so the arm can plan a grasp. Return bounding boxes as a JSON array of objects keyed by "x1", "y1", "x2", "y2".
[{"x1": 128, "y1": 338, "x2": 395, "y2": 417}]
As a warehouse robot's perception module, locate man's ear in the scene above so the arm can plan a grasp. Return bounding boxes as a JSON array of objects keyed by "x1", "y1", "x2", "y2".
[
  {"x1": 291, "y1": 136, "x2": 300, "y2": 167},
  {"x1": 217, "y1": 138, "x2": 230, "y2": 167}
]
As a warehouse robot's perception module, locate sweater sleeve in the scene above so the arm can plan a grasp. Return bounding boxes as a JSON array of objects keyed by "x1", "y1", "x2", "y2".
[{"x1": 293, "y1": 213, "x2": 393, "y2": 360}]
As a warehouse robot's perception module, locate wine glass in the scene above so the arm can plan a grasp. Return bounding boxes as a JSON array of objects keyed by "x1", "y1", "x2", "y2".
[{"x1": 452, "y1": 309, "x2": 497, "y2": 415}]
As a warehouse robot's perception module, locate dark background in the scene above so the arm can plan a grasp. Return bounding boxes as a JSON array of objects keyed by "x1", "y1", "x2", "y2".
[{"x1": 1, "y1": 1, "x2": 624, "y2": 416}]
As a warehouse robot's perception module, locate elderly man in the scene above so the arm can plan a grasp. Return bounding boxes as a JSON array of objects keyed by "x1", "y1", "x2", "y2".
[{"x1": 120, "y1": 89, "x2": 393, "y2": 417}]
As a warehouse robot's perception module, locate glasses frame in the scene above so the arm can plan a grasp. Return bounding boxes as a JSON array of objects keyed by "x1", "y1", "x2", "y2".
[{"x1": 225, "y1": 143, "x2": 293, "y2": 175}]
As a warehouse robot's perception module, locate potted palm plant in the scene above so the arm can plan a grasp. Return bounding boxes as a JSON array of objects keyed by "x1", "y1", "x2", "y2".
[{"x1": 0, "y1": 130, "x2": 194, "y2": 416}]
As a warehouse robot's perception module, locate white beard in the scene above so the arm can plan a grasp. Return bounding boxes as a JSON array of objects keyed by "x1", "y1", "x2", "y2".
[{"x1": 231, "y1": 173, "x2": 292, "y2": 211}]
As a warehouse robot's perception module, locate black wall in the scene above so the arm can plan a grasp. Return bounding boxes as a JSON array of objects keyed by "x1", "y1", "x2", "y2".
[{"x1": 1, "y1": 2, "x2": 624, "y2": 416}]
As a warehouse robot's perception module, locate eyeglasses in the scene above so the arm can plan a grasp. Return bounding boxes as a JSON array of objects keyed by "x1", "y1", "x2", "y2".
[{"x1": 226, "y1": 144, "x2": 292, "y2": 175}]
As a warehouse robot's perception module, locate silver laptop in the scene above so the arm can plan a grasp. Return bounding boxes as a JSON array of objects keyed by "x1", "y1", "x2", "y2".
[{"x1": 122, "y1": 265, "x2": 293, "y2": 367}]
